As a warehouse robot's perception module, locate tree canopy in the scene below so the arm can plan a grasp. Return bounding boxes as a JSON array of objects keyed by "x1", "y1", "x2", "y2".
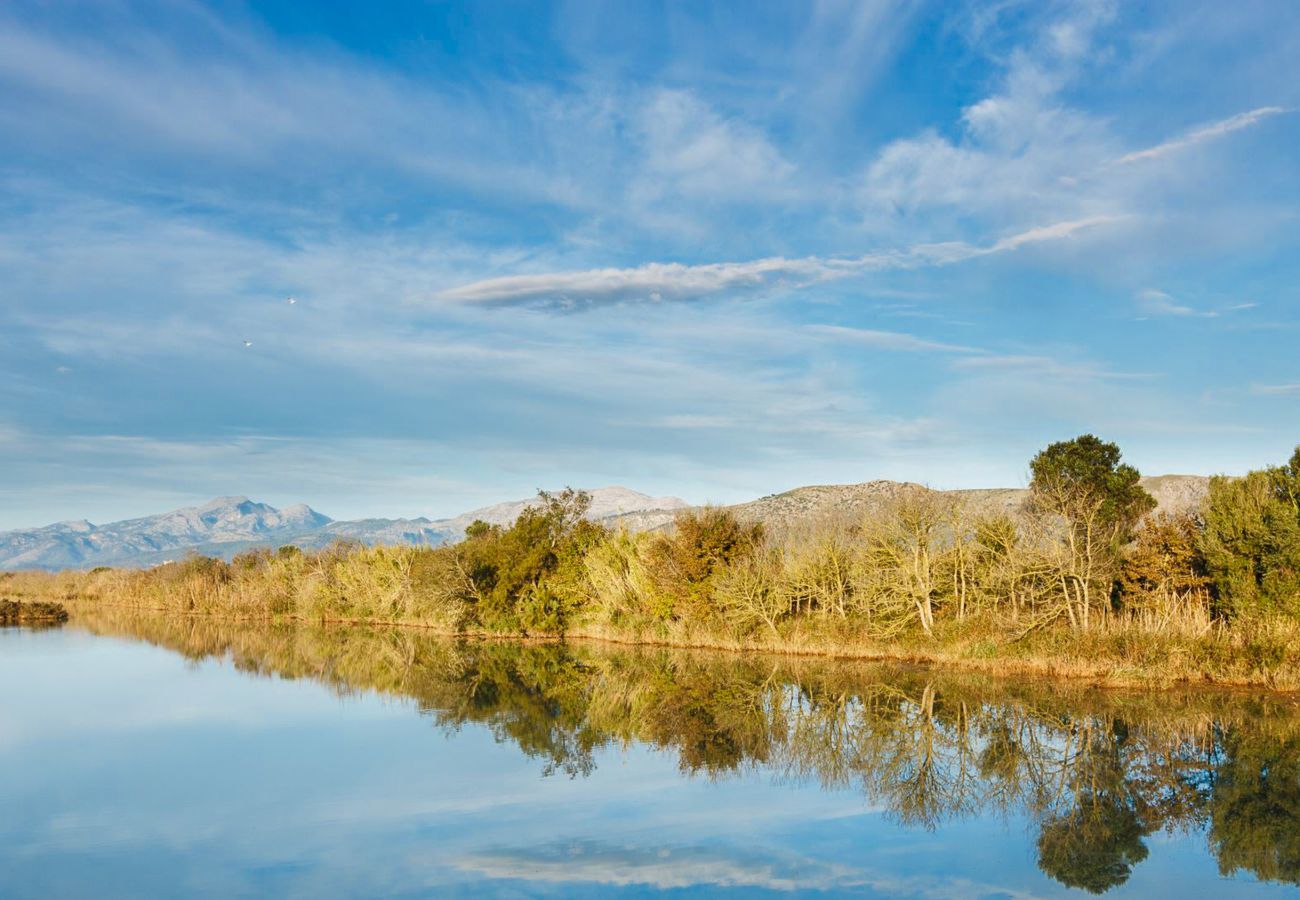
[{"x1": 1028, "y1": 434, "x2": 1155, "y2": 537}]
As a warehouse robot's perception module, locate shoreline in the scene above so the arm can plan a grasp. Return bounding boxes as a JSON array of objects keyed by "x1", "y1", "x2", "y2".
[{"x1": 52, "y1": 598, "x2": 1300, "y2": 696}]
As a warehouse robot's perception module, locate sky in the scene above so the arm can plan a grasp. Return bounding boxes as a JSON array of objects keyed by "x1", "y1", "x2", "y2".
[{"x1": 1, "y1": 0, "x2": 1298, "y2": 529}]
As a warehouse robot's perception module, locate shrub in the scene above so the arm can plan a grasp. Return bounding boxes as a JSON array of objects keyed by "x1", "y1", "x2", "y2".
[
  {"x1": 1117, "y1": 512, "x2": 1210, "y2": 629},
  {"x1": 648, "y1": 508, "x2": 764, "y2": 622},
  {"x1": 1199, "y1": 448, "x2": 1300, "y2": 620},
  {"x1": 451, "y1": 489, "x2": 607, "y2": 634}
]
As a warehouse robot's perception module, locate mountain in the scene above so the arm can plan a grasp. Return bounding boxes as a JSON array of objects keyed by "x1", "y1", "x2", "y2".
[
  {"x1": 0, "y1": 477, "x2": 1210, "y2": 573},
  {"x1": 0, "y1": 488, "x2": 689, "y2": 571},
  {"x1": 721, "y1": 475, "x2": 1210, "y2": 532},
  {"x1": 0, "y1": 497, "x2": 332, "y2": 571}
]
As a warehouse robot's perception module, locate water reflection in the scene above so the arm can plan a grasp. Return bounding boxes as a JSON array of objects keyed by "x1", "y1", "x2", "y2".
[{"x1": 62, "y1": 610, "x2": 1300, "y2": 894}]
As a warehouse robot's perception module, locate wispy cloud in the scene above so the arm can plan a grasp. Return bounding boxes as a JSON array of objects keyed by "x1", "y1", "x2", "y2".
[
  {"x1": 1136, "y1": 288, "x2": 1218, "y2": 318},
  {"x1": 436, "y1": 216, "x2": 1118, "y2": 308},
  {"x1": 805, "y1": 325, "x2": 979, "y2": 354},
  {"x1": 952, "y1": 354, "x2": 1152, "y2": 381},
  {"x1": 1251, "y1": 383, "x2": 1300, "y2": 396},
  {"x1": 1115, "y1": 106, "x2": 1290, "y2": 165},
  {"x1": 1135, "y1": 289, "x2": 1264, "y2": 319}
]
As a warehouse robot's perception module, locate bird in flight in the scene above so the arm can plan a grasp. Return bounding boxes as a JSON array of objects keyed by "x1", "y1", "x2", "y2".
[
  {"x1": 286, "y1": 296, "x2": 297, "y2": 305},
  {"x1": 243, "y1": 340, "x2": 253, "y2": 348}
]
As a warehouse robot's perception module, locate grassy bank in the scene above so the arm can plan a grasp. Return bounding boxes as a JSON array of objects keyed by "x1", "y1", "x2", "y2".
[
  {"x1": 7, "y1": 561, "x2": 1300, "y2": 689},
  {"x1": 6, "y1": 436, "x2": 1300, "y2": 689}
]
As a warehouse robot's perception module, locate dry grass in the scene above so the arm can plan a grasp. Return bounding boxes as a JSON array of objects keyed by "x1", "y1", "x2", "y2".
[{"x1": 6, "y1": 497, "x2": 1299, "y2": 691}]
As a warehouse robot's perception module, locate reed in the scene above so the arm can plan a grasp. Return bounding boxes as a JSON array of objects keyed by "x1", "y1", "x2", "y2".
[{"x1": 8, "y1": 443, "x2": 1300, "y2": 689}]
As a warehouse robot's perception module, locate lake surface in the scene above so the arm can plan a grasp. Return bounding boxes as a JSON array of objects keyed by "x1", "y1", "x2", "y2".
[{"x1": 2, "y1": 613, "x2": 1299, "y2": 898}]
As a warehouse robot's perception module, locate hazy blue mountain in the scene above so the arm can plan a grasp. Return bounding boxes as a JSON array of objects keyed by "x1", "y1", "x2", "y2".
[{"x1": 0, "y1": 488, "x2": 688, "y2": 571}]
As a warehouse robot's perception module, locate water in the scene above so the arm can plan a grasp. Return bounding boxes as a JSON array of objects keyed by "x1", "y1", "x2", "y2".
[{"x1": 2, "y1": 613, "x2": 1298, "y2": 898}]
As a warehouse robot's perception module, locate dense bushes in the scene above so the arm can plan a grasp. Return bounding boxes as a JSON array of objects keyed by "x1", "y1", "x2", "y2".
[
  {"x1": 15, "y1": 437, "x2": 1300, "y2": 683},
  {"x1": 1199, "y1": 449, "x2": 1300, "y2": 620},
  {"x1": 430, "y1": 488, "x2": 606, "y2": 634}
]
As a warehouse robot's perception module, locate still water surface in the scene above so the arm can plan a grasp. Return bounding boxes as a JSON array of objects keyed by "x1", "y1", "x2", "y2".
[{"x1": 2, "y1": 613, "x2": 1299, "y2": 898}]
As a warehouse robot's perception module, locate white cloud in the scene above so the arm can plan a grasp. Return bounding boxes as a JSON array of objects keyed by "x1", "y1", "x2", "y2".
[
  {"x1": 951, "y1": 354, "x2": 1151, "y2": 381},
  {"x1": 1135, "y1": 289, "x2": 1264, "y2": 319},
  {"x1": 634, "y1": 89, "x2": 795, "y2": 199},
  {"x1": 858, "y1": 3, "x2": 1288, "y2": 245},
  {"x1": 1114, "y1": 106, "x2": 1290, "y2": 165},
  {"x1": 435, "y1": 215, "x2": 1118, "y2": 307},
  {"x1": 1251, "y1": 383, "x2": 1300, "y2": 396},
  {"x1": 860, "y1": 6, "x2": 1119, "y2": 228},
  {"x1": 805, "y1": 325, "x2": 979, "y2": 354},
  {"x1": 1136, "y1": 288, "x2": 1217, "y2": 318}
]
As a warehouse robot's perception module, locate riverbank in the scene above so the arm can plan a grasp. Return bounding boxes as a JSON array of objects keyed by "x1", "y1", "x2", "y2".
[
  {"x1": 6, "y1": 439, "x2": 1299, "y2": 692},
  {"x1": 18, "y1": 591, "x2": 1300, "y2": 692}
]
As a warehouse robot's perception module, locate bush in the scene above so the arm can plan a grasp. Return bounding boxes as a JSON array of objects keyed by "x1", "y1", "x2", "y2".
[
  {"x1": 451, "y1": 489, "x2": 607, "y2": 634},
  {"x1": 1117, "y1": 512, "x2": 1210, "y2": 622},
  {"x1": 649, "y1": 508, "x2": 765, "y2": 622},
  {"x1": 1199, "y1": 448, "x2": 1300, "y2": 620}
]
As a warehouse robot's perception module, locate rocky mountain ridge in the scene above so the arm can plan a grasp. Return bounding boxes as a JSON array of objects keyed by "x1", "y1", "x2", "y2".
[
  {"x1": 0, "y1": 487, "x2": 688, "y2": 571},
  {"x1": 0, "y1": 477, "x2": 1210, "y2": 572}
]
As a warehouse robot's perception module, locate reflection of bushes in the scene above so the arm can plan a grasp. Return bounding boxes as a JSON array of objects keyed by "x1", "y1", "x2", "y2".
[
  {"x1": 67, "y1": 610, "x2": 1300, "y2": 893},
  {"x1": 1210, "y1": 730, "x2": 1300, "y2": 885},
  {"x1": 1038, "y1": 794, "x2": 1150, "y2": 894},
  {"x1": 0, "y1": 599, "x2": 69, "y2": 626}
]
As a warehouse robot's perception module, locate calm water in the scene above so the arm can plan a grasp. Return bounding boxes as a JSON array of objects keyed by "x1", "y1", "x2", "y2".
[{"x1": 2, "y1": 614, "x2": 1299, "y2": 898}]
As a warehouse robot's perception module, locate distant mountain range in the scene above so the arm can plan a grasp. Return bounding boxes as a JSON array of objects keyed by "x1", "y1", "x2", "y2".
[
  {"x1": 0, "y1": 475, "x2": 1211, "y2": 573},
  {"x1": 0, "y1": 487, "x2": 689, "y2": 571}
]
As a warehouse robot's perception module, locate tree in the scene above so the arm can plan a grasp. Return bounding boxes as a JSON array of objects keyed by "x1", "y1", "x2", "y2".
[
  {"x1": 1199, "y1": 446, "x2": 1300, "y2": 620},
  {"x1": 651, "y1": 508, "x2": 765, "y2": 622},
  {"x1": 453, "y1": 488, "x2": 605, "y2": 634},
  {"x1": 1028, "y1": 435, "x2": 1156, "y2": 628},
  {"x1": 862, "y1": 490, "x2": 946, "y2": 635}
]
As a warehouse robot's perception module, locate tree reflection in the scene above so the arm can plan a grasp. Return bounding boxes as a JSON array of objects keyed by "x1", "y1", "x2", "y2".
[
  {"x1": 72, "y1": 607, "x2": 1300, "y2": 893},
  {"x1": 1210, "y1": 729, "x2": 1300, "y2": 884}
]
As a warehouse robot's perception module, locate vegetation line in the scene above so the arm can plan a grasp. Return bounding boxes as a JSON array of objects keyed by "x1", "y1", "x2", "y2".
[
  {"x1": 7, "y1": 435, "x2": 1300, "y2": 690},
  {"x1": 31, "y1": 599, "x2": 1298, "y2": 692}
]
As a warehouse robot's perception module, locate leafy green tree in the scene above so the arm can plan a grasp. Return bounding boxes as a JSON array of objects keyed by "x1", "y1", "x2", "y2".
[
  {"x1": 1199, "y1": 446, "x2": 1300, "y2": 619},
  {"x1": 454, "y1": 488, "x2": 606, "y2": 634},
  {"x1": 1028, "y1": 435, "x2": 1156, "y2": 627}
]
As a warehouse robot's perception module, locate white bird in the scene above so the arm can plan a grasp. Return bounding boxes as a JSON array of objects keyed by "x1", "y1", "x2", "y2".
[
  {"x1": 243, "y1": 340, "x2": 253, "y2": 348},
  {"x1": 286, "y1": 296, "x2": 297, "y2": 305}
]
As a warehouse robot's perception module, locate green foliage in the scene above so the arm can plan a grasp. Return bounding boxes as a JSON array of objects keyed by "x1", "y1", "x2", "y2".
[
  {"x1": 453, "y1": 488, "x2": 607, "y2": 634},
  {"x1": 649, "y1": 508, "x2": 765, "y2": 622},
  {"x1": 1029, "y1": 434, "x2": 1156, "y2": 538},
  {"x1": 1199, "y1": 447, "x2": 1300, "y2": 620}
]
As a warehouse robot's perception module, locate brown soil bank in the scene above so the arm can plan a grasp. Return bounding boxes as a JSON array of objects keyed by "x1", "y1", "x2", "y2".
[{"x1": 0, "y1": 599, "x2": 70, "y2": 626}]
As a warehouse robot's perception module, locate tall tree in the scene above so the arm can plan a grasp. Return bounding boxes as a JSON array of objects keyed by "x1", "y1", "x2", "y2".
[{"x1": 1029, "y1": 435, "x2": 1156, "y2": 628}]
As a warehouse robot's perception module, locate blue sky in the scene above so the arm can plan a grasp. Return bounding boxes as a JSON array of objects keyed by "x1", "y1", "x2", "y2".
[{"x1": 1, "y1": 0, "x2": 1298, "y2": 528}]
